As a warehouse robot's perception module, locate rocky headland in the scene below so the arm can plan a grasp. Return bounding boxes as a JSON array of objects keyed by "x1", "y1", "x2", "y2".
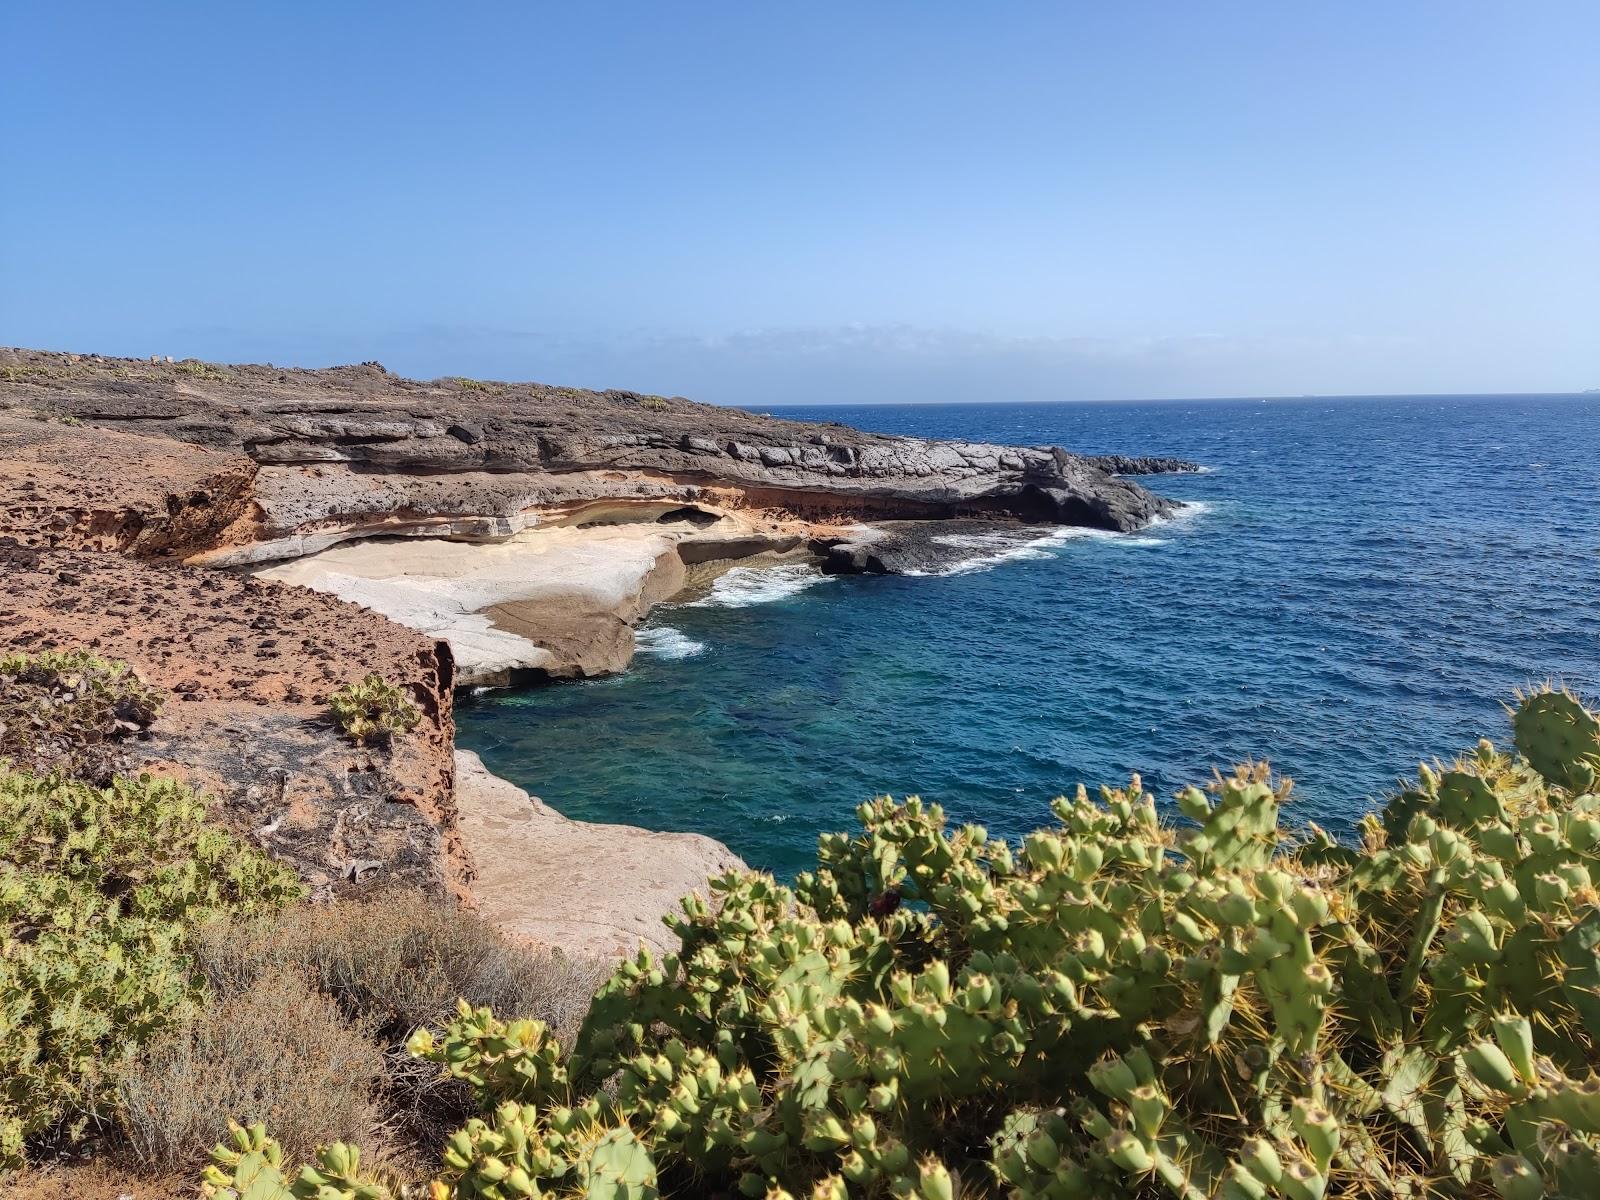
[{"x1": 0, "y1": 346, "x2": 1189, "y2": 957}]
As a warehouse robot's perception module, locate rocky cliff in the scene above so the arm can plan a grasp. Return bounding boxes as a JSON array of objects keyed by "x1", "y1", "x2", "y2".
[
  {"x1": 0, "y1": 537, "x2": 463, "y2": 898},
  {"x1": 0, "y1": 345, "x2": 1187, "y2": 949},
  {"x1": 1, "y1": 348, "x2": 1176, "y2": 565}
]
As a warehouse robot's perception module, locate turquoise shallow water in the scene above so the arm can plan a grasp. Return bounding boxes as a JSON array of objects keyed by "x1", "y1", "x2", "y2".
[{"x1": 457, "y1": 395, "x2": 1600, "y2": 877}]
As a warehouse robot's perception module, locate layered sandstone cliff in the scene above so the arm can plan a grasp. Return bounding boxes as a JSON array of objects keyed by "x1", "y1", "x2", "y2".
[
  {"x1": 0, "y1": 346, "x2": 1186, "y2": 952},
  {"x1": 1, "y1": 347, "x2": 1175, "y2": 558}
]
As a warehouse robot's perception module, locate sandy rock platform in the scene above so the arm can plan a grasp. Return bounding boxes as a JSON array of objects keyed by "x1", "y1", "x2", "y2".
[{"x1": 454, "y1": 750, "x2": 743, "y2": 959}]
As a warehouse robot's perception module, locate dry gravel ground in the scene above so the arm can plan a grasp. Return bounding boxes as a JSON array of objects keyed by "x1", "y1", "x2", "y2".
[{"x1": 0, "y1": 1158, "x2": 190, "y2": 1199}]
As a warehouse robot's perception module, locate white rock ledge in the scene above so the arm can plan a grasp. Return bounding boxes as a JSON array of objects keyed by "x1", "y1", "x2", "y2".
[
  {"x1": 453, "y1": 750, "x2": 745, "y2": 960},
  {"x1": 251, "y1": 510, "x2": 811, "y2": 685}
]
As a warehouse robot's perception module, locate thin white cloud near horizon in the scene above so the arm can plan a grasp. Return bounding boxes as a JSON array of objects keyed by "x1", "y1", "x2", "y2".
[{"x1": 117, "y1": 320, "x2": 1588, "y2": 407}]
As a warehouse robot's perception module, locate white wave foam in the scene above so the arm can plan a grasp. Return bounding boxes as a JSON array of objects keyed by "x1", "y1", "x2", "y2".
[
  {"x1": 932, "y1": 527, "x2": 1096, "y2": 576},
  {"x1": 931, "y1": 515, "x2": 1190, "y2": 576},
  {"x1": 684, "y1": 563, "x2": 833, "y2": 609},
  {"x1": 1150, "y1": 499, "x2": 1214, "y2": 529},
  {"x1": 634, "y1": 625, "x2": 707, "y2": 659}
]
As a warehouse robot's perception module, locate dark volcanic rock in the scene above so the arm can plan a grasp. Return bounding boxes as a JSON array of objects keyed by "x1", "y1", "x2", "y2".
[
  {"x1": 819, "y1": 519, "x2": 1051, "y2": 576},
  {"x1": 1085, "y1": 454, "x2": 1202, "y2": 476}
]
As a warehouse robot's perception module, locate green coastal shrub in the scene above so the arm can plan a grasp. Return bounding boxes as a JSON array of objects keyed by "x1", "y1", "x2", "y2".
[
  {"x1": 175, "y1": 358, "x2": 229, "y2": 381},
  {"x1": 0, "y1": 762, "x2": 303, "y2": 1166},
  {"x1": 330, "y1": 674, "x2": 422, "y2": 744},
  {"x1": 202, "y1": 688, "x2": 1600, "y2": 1199}
]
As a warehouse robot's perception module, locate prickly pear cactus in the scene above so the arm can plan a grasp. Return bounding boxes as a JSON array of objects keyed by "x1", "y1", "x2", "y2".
[
  {"x1": 408, "y1": 1001, "x2": 570, "y2": 1108},
  {"x1": 206, "y1": 689, "x2": 1600, "y2": 1199},
  {"x1": 1514, "y1": 687, "x2": 1600, "y2": 795},
  {"x1": 199, "y1": 1122, "x2": 295, "y2": 1200},
  {"x1": 328, "y1": 672, "x2": 421, "y2": 744},
  {"x1": 0, "y1": 756, "x2": 303, "y2": 1169},
  {"x1": 0, "y1": 647, "x2": 164, "y2": 779},
  {"x1": 200, "y1": 1122, "x2": 395, "y2": 1200}
]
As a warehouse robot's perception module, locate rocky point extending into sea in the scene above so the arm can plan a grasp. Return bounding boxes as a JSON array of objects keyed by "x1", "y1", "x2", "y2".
[{"x1": 0, "y1": 346, "x2": 1191, "y2": 958}]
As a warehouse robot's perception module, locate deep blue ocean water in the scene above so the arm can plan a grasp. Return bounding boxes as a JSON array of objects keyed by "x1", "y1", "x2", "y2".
[{"x1": 458, "y1": 395, "x2": 1600, "y2": 877}]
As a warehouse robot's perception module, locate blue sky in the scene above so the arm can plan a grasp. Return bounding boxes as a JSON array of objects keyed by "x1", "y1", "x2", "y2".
[{"x1": 3, "y1": 2, "x2": 1596, "y2": 403}]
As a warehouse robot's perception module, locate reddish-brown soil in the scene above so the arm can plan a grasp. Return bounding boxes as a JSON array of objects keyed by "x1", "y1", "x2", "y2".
[
  {"x1": 0, "y1": 539, "x2": 466, "y2": 899},
  {"x1": 0, "y1": 1158, "x2": 190, "y2": 1199},
  {"x1": 0, "y1": 414, "x2": 255, "y2": 557}
]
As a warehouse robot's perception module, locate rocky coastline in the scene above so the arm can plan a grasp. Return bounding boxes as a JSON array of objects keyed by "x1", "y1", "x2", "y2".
[{"x1": 0, "y1": 346, "x2": 1189, "y2": 958}]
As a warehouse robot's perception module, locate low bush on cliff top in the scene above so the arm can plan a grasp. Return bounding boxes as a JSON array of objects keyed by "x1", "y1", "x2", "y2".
[
  {"x1": 202, "y1": 687, "x2": 1600, "y2": 1200},
  {"x1": 109, "y1": 896, "x2": 610, "y2": 1178},
  {"x1": 329, "y1": 673, "x2": 421, "y2": 744},
  {"x1": 185, "y1": 895, "x2": 609, "y2": 1170},
  {"x1": 0, "y1": 761, "x2": 303, "y2": 1167},
  {"x1": 119, "y1": 973, "x2": 386, "y2": 1173},
  {"x1": 175, "y1": 358, "x2": 230, "y2": 381},
  {"x1": 194, "y1": 893, "x2": 607, "y2": 1049}
]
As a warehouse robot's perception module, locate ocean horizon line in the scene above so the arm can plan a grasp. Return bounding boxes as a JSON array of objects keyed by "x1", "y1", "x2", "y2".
[{"x1": 764, "y1": 389, "x2": 1595, "y2": 409}]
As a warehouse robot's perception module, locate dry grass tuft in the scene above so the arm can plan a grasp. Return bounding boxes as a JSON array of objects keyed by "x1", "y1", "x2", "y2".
[
  {"x1": 117, "y1": 974, "x2": 384, "y2": 1172},
  {"x1": 185, "y1": 893, "x2": 610, "y2": 1163},
  {"x1": 193, "y1": 891, "x2": 608, "y2": 1045}
]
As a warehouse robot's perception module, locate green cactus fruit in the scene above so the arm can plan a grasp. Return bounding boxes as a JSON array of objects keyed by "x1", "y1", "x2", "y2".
[
  {"x1": 1239, "y1": 1136, "x2": 1283, "y2": 1186},
  {"x1": 1477, "y1": 824, "x2": 1521, "y2": 862},
  {"x1": 1177, "y1": 786, "x2": 1211, "y2": 821},
  {"x1": 1026, "y1": 1128, "x2": 1062, "y2": 1171},
  {"x1": 1491, "y1": 1013, "x2": 1536, "y2": 1084},
  {"x1": 1217, "y1": 890, "x2": 1258, "y2": 927},
  {"x1": 1526, "y1": 820, "x2": 1563, "y2": 856},
  {"x1": 1446, "y1": 909, "x2": 1500, "y2": 964},
  {"x1": 1564, "y1": 1077, "x2": 1600, "y2": 1131},
  {"x1": 1289, "y1": 1101, "x2": 1339, "y2": 1173},
  {"x1": 1535, "y1": 872, "x2": 1573, "y2": 907},
  {"x1": 1103, "y1": 1131, "x2": 1153, "y2": 1173},
  {"x1": 1568, "y1": 815, "x2": 1600, "y2": 850},
  {"x1": 1219, "y1": 1164, "x2": 1270, "y2": 1200},
  {"x1": 1170, "y1": 912, "x2": 1207, "y2": 944},
  {"x1": 1280, "y1": 1164, "x2": 1331, "y2": 1200},
  {"x1": 1128, "y1": 1085, "x2": 1166, "y2": 1139},
  {"x1": 1464, "y1": 1042, "x2": 1521, "y2": 1094},
  {"x1": 1278, "y1": 1159, "x2": 1327, "y2": 1200},
  {"x1": 1550, "y1": 1137, "x2": 1600, "y2": 1195},
  {"x1": 914, "y1": 1158, "x2": 954, "y2": 1200},
  {"x1": 1289, "y1": 887, "x2": 1330, "y2": 928},
  {"x1": 1087, "y1": 1056, "x2": 1138, "y2": 1102}
]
